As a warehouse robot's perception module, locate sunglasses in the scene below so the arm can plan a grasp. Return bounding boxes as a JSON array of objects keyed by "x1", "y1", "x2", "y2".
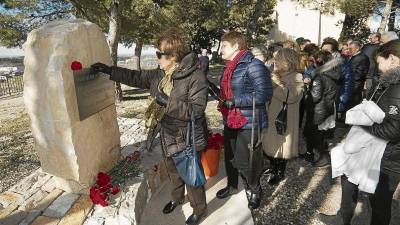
[{"x1": 156, "y1": 51, "x2": 170, "y2": 59}]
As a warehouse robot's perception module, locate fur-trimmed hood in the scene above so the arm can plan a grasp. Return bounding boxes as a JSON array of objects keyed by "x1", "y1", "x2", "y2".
[
  {"x1": 311, "y1": 57, "x2": 344, "y2": 81},
  {"x1": 380, "y1": 67, "x2": 400, "y2": 86}
]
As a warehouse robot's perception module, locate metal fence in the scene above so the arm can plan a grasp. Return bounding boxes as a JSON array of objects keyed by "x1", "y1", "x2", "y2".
[{"x1": 0, "y1": 73, "x2": 24, "y2": 98}]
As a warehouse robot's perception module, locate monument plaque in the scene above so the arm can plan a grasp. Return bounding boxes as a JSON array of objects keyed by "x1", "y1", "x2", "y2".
[{"x1": 73, "y1": 69, "x2": 115, "y2": 120}]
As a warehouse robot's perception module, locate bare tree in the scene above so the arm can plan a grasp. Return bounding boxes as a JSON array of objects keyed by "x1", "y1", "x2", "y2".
[{"x1": 379, "y1": 0, "x2": 394, "y2": 32}]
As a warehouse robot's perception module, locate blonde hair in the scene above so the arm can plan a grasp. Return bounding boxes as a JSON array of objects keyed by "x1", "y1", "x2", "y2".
[{"x1": 274, "y1": 48, "x2": 300, "y2": 72}]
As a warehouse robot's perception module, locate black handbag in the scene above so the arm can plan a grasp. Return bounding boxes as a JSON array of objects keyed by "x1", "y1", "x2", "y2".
[
  {"x1": 171, "y1": 113, "x2": 206, "y2": 187},
  {"x1": 275, "y1": 89, "x2": 290, "y2": 135}
]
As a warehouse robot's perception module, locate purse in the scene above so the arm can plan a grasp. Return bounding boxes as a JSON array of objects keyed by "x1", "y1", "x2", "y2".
[
  {"x1": 275, "y1": 89, "x2": 290, "y2": 135},
  {"x1": 227, "y1": 108, "x2": 248, "y2": 129},
  {"x1": 171, "y1": 112, "x2": 206, "y2": 187}
]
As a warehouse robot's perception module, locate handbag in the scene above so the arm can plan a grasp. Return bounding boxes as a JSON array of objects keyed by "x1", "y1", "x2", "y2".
[
  {"x1": 275, "y1": 89, "x2": 290, "y2": 135},
  {"x1": 227, "y1": 108, "x2": 248, "y2": 129},
  {"x1": 171, "y1": 112, "x2": 206, "y2": 187}
]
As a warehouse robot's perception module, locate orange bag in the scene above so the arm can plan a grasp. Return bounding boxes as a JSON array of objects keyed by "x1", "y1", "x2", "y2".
[{"x1": 201, "y1": 148, "x2": 220, "y2": 178}]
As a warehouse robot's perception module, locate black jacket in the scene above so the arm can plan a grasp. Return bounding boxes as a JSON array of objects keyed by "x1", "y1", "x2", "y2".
[
  {"x1": 109, "y1": 53, "x2": 209, "y2": 156},
  {"x1": 361, "y1": 43, "x2": 379, "y2": 79},
  {"x1": 349, "y1": 52, "x2": 370, "y2": 91},
  {"x1": 365, "y1": 68, "x2": 400, "y2": 177},
  {"x1": 310, "y1": 59, "x2": 342, "y2": 125}
]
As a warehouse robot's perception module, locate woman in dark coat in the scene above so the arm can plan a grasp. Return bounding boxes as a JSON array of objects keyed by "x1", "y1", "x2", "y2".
[
  {"x1": 90, "y1": 28, "x2": 209, "y2": 225},
  {"x1": 214, "y1": 31, "x2": 272, "y2": 210},
  {"x1": 330, "y1": 39, "x2": 400, "y2": 225}
]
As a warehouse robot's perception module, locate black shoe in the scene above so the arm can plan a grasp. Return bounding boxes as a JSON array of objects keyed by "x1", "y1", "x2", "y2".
[
  {"x1": 312, "y1": 154, "x2": 331, "y2": 168},
  {"x1": 267, "y1": 172, "x2": 285, "y2": 185},
  {"x1": 248, "y1": 192, "x2": 261, "y2": 209},
  {"x1": 162, "y1": 200, "x2": 183, "y2": 214},
  {"x1": 185, "y1": 212, "x2": 206, "y2": 225},
  {"x1": 216, "y1": 186, "x2": 238, "y2": 199},
  {"x1": 299, "y1": 152, "x2": 314, "y2": 163}
]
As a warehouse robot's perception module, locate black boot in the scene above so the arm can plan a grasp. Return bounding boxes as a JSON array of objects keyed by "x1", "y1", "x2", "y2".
[
  {"x1": 248, "y1": 190, "x2": 261, "y2": 210},
  {"x1": 216, "y1": 186, "x2": 238, "y2": 199},
  {"x1": 267, "y1": 159, "x2": 286, "y2": 185},
  {"x1": 185, "y1": 211, "x2": 207, "y2": 225},
  {"x1": 312, "y1": 152, "x2": 331, "y2": 168},
  {"x1": 162, "y1": 200, "x2": 184, "y2": 214}
]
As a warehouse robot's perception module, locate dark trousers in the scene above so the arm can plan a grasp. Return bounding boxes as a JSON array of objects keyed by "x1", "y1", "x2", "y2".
[
  {"x1": 340, "y1": 173, "x2": 400, "y2": 225},
  {"x1": 223, "y1": 126, "x2": 262, "y2": 193},
  {"x1": 165, "y1": 156, "x2": 207, "y2": 215},
  {"x1": 304, "y1": 113, "x2": 326, "y2": 154}
]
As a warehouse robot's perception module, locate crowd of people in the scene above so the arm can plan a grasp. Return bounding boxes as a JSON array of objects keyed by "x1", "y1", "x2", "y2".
[{"x1": 90, "y1": 28, "x2": 400, "y2": 225}]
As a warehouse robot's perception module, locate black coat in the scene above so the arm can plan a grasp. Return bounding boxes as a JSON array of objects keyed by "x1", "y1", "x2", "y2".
[
  {"x1": 349, "y1": 52, "x2": 370, "y2": 91},
  {"x1": 361, "y1": 43, "x2": 380, "y2": 79},
  {"x1": 365, "y1": 69, "x2": 400, "y2": 177},
  {"x1": 109, "y1": 53, "x2": 209, "y2": 156},
  {"x1": 310, "y1": 59, "x2": 342, "y2": 125}
]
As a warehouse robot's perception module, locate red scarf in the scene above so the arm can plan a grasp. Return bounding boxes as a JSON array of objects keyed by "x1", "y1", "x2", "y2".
[{"x1": 218, "y1": 50, "x2": 248, "y2": 128}]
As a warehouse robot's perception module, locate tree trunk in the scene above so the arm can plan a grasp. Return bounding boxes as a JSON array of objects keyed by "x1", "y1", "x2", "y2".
[
  {"x1": 388, "y1": 3, "x2": 396, "y2": 31},
  {"x1": 379, "y1": 0, "x2": 393, "y2": 33},
  {"x1": 109, "y1": 0, "x2": 124, "y2": 102},
  {"x1": 246, "y1": 0, "x2": 265, "y2": 46},
  {"x1": 134, "y1": 41, "x2": 143, "y2": 70}
]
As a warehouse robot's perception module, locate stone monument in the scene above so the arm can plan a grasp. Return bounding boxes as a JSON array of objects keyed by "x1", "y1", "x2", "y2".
[{"x1": 23, "y1": 19, "x2": 120, "y2": 193}]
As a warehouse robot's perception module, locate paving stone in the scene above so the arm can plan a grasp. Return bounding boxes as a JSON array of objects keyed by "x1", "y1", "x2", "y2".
[
  {"x1": 0, "y1": 202, "x2": 19, "y2": 221},
  {"x1": 33, "y1": 189, "x2": 63, "y2": 212},
  {"x1": 17, "y1": 210, "x2": 41, "y2": 225},
  {"x1": 9, "y1": 170, "x2": 41, "y2": 195},
  {"x1": 58, "y1": 195, "x2": 93, "y2": 225},
  {"x1": 43, "y1": 192, "x2": 80, "y2": 218},
  {"x1": 0, "y1": 191, "x2": 23, "y2": 208},
  {"x1": 41, "y1": 178, "x2": 57, "y2": 193},
  {"x1": 0, "y1": 210, "x2": 28, "y2": 225},
  {"x1": 30, "y1": 216, "x2": 59, "y2": 225},
  {"x1": 18, "y1": 190, "x2": 47, "y2": 211}
]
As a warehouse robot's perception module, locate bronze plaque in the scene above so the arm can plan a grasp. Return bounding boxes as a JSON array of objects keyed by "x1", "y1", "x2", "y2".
[{"x1": 73, "y1": 68, "x2": 115, "y2": 120}]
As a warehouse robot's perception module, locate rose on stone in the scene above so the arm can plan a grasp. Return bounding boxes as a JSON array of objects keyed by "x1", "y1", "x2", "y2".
[
  {"x1": 111, "y1": 186, "x2": 120, "y2": 195},
  {"x1": 96, "y1": 172, "x2": 111, "y2": 187},
  {"x1": 71, "y1": 61, "x2": 82, "y2": 71},
  {"x1": 90, "y1": 187, "x2": 109, "y2": 207}
]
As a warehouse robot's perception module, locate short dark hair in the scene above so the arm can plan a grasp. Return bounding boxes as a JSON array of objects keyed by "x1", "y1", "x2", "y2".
[
  {"x1": 350, "y1": 41, "x2": 362, "y2": 49},
  {"x1": 313, "y1": 50, "x2": 333, "y2": 64},
  {"x1": 372, "y1": 32, "x2": 381, "y2": 40},
  {"x1": 221, "y1": 31, "x2": 247, "y2": 50},
  {"x1": 157, "y1": 27, "x2": 190, "y2": 62},
  {"x1": 304, "y1": 43, "x2": 320, "y2": 56},
  {"x1": 322, "y1": 37, "x2": 339, "y2": 52},
  {"x1": 377, "y1": 39, "x2": 400, "y2": 59}
]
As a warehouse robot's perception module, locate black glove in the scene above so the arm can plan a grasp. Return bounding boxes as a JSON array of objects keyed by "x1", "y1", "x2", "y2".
[
  {"x1": 223, "y1": 100, "x2": 235, "y2": 109},
  {"x1": 156, "y1": 90, "x2": 169, "y2": 107},
  {"x1": 90, "y1": 62, "x2": 111, "y2": 75}
]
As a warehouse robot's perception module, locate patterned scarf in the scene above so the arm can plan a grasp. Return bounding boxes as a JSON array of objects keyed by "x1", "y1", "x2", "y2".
[
  {"x1": 218, "y1": 50, "x2": 247, "y2": 117},
  {"x1": 144, "y1": 63, "x2": 178, "y2": 129}
]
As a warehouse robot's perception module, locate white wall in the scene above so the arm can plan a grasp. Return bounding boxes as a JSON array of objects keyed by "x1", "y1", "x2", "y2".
[{"x1": 270, "y1": 0, "x2": 345, "y2": 43}]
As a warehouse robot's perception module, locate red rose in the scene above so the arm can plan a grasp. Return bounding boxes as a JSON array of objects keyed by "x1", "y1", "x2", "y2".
[
  {"x1": 71, "y1": 61, "x2": 82, "y2": 71},
  {"x1": 90, "y1": 187, "x2": 109, "y2": 206},
  {"x1": 99, "y1": 183, "x2": 113, "y2": 193},
  {"x1": 111, "y1": 186, "x2": 120, "y2": 195},
  {"x1": 96, "y1": 172, "x2": 111, "y2": 187}
]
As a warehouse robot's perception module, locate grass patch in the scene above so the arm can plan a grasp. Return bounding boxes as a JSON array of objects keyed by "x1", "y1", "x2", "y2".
[
  {"x1": 0, "y1": 113, "x2": 39, "y2": 192},
  {"x1": 119, "y1": 108, "x2": 146, "y2": 119}
]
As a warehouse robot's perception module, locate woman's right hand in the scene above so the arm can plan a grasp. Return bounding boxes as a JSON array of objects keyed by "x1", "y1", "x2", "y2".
[{"x1": 91, "y1": 62, "x2": 111, "y2": 75}]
